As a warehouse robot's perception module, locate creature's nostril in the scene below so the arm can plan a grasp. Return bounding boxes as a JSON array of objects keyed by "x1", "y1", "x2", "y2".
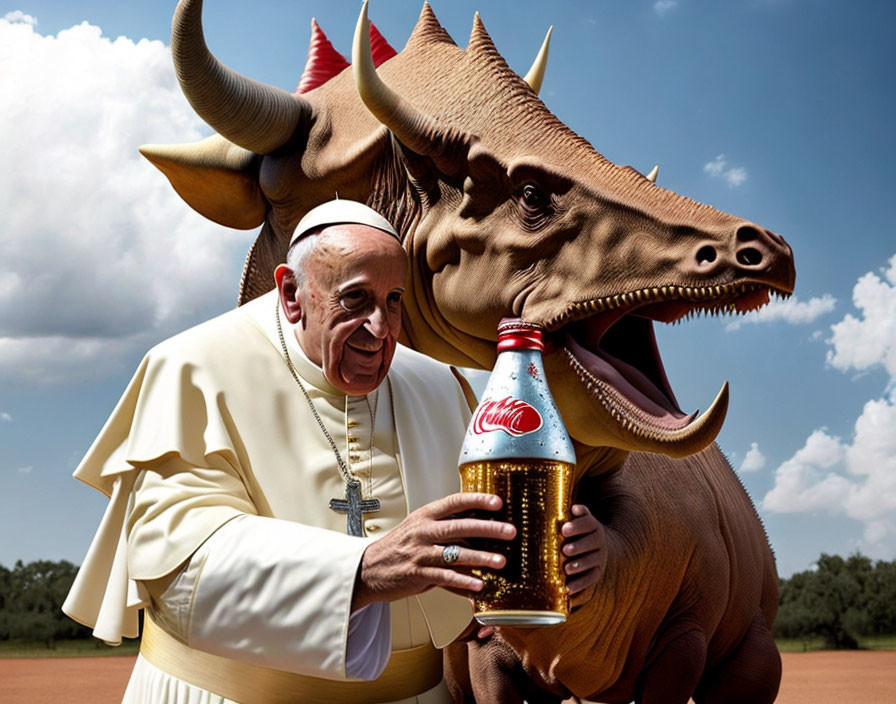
[
  {"x1": 737, "y1": 248, "x2": 763, "y2": 267},
  {"x1": 736, "y1": 226, "x2": 760, "y2": 243},
  {"x1": 696, "y1": 246, "x2": 717, "y2": 264}
]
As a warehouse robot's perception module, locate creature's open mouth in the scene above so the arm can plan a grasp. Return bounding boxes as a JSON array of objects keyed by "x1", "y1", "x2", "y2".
[{"x1": 544, "y1": 281, "x2": 790, "y2": 441}]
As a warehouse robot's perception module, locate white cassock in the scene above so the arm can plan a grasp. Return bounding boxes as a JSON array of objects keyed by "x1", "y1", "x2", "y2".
[{"x1": 63, "y1": 289, "x2": 477, "y2": 703}]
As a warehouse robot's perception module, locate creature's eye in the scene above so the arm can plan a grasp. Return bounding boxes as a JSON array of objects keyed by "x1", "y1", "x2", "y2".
[
  {"x1": 387, "y1": 291, "x2": 403, "y2": 307},
  {"x1": 521, "y1": 183, "x2": 547, "y2": 210}
]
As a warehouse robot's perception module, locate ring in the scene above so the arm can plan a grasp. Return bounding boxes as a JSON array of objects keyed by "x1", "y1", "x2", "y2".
[{"x1": 441, "y1": 544, "x2": 461, "y2": 565}]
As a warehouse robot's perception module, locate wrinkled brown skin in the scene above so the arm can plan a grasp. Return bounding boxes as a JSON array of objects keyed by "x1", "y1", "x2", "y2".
[{"x1": 145, "y1": 2, "x2": 792, "y2": 702}]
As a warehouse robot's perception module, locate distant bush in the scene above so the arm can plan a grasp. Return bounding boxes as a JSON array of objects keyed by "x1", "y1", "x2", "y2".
[
  {"x1": 775, "y1": 553, "x2": 896, "y2": 649},
  {"x1": 0, "y1": 560, "x2": 92, "y2": 647}
]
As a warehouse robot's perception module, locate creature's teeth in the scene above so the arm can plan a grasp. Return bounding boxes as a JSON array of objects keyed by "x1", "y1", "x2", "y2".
[
  {"x1": 635, "y1": 290, "x2": 644, "y2": 302},
  {"x1": 661, "y1": 286, "x2": 670, "y2": 297},
  {"x1": 613, "y1": 295, "x2": 622, "y2": 308}
]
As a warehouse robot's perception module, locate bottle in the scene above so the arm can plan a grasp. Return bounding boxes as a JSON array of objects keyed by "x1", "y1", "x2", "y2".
[{"x1": 458, "y1": 318, "x2": 576, "y2": 626}]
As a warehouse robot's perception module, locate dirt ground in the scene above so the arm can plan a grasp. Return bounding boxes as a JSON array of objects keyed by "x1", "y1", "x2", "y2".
[{"x1": 0, "y1": 651, "x2": 894, "y2": 703}]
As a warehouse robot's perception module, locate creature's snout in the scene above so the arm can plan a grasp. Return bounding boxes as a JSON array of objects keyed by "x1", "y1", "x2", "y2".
[{"x1": 688, "y1": 223, "x2": 795, "y2": 292}]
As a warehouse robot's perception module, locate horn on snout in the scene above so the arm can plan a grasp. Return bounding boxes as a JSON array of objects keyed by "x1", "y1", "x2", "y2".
[
  {"x1": 353, "y1": 1, "x2": 469, "y2": 170},
  {"x1": 523, "y1": 26, "x2": 552, "y2": 95},
  {"x1": 172, "y1": 0, "x2": 311, "y2": 154}
]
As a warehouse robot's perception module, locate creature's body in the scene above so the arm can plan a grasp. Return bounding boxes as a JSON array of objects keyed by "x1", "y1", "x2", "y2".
[
  {"x1": 143, "y1": 2, "x2": 795, "y2": 702},
  {"x1": 452, "y1": 445, "x2": 781, "y2": 703}
]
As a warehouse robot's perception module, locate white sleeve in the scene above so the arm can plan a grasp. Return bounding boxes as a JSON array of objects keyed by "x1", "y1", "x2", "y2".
[{"x1": 149, "y1": 514, "x2": 392, "y2": 680}]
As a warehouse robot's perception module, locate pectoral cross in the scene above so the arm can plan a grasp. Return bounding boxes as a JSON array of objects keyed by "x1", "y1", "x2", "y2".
[{"x1": 329, "y1": 479, "x2": 381, "y2": 537}]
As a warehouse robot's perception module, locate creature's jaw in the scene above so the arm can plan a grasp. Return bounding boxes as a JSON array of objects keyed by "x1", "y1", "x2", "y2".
[{"x1": 540, "y1": 279, "x2": 792, "y2": 453}]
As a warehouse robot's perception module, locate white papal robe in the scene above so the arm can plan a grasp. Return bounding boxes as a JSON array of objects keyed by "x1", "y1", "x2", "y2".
[{"x1": 63, "y1": 289, "x2": 477, "y2": 703}]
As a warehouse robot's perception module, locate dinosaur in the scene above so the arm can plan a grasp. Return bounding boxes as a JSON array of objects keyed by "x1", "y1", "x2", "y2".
[{"x1": 140, "y1": 2, "x2": 795, "y2": 702}]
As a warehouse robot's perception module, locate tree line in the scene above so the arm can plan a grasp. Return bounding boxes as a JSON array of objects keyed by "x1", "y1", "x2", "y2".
[
  {"x1": 774, "y1": 553, "x2": 896, "y2": 648},
  {"x1": 2, "y1": 554, "x2": 895, "y2": 648},
  {"x1": 0, "y1": 560, "x2": 91, "y2": 646}
]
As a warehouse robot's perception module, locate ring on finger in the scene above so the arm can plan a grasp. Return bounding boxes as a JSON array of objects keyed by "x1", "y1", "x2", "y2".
[{"x1": 441, "y1": 544, "x2": 461, "y2": 565}]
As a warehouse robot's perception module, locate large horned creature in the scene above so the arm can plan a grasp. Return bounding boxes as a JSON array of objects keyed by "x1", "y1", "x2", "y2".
[{"x1": 143, "y1": 1, "x2": 794, "y2": 702}]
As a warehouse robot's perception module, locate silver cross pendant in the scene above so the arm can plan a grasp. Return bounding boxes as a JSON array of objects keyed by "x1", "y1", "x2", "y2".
[{"x1": 329, "y1": 479, "x2": 381, "y2": 537}]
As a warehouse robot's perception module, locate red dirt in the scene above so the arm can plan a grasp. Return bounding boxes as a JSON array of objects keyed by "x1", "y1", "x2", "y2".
[
  {"x1": 775, "y1": 651, "x2": 896, "y2": 704},
  {"x1": 0, "y1": 656, "x2": 136, "y2": 704},
  {"x1": 0, "y1": 651, "x2": 894, "y2": 703}
]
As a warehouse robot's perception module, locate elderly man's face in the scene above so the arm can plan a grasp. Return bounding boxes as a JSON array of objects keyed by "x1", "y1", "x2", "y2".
[{"x1": 276, "y1": 225, "x2": 407, "y2": 396}]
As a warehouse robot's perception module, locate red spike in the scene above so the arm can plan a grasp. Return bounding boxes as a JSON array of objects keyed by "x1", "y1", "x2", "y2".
[
  {"x1": 295, "y1": 18, "x2": 350, "y2": 94},
  {"x1": 369, "y1": 21, "x2": 398, "y2": 66}
]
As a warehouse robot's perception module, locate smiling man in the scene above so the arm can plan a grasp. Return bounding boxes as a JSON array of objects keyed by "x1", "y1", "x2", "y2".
[{"x1": 64, "y1": 199, "x2": 605, "y2": 704}]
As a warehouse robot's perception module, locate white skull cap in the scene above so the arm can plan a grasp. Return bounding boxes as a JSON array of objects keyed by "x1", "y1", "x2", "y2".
[{"x1": 289, "y1": 199, "x2": 399, "y2": 246}]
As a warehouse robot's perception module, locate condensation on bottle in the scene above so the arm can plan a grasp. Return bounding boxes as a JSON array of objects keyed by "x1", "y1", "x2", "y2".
[{"x1": 458, "y1": 318, "x2": 577, "y2": 626}]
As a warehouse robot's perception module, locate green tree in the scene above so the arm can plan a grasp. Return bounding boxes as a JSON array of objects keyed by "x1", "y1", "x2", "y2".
[
  {"x1": 0, "y1": 559, "x2": 90, "y2": 646},
  {"x1": 774, "y1": 552, "x2": 895, "y2": 649},
  {"x1": 867, "y1": 559, "x2": 896, "y2": 635}
]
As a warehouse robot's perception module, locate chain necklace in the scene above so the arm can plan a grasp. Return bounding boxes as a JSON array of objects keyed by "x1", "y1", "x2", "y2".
[
  {"x1": 357, "y1": 392, "x2": 379, "y2": 497},
  {"x1": 275, "y1": 299, "x2": 381, "y2": 536}
]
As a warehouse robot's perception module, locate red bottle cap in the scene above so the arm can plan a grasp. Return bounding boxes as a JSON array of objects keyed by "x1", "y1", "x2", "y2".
[{"x1": 497, "y1": 318, "x2": 545, "y2": 352}]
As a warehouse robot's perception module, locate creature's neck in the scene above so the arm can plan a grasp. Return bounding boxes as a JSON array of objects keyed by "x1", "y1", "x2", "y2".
[{"x1": 571, "y1": 441, "x2": 629, "y2": 482}]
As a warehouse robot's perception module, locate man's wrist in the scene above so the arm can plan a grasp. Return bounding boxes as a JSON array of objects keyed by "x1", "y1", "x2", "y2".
[{"x1": 351, "y1": 543, "x2": 376, "y2": 612}]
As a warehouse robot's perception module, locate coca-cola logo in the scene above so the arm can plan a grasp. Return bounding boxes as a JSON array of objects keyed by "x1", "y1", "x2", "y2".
[{"x1": 471, "y1": 396, "x2": 543, "y2": 437}]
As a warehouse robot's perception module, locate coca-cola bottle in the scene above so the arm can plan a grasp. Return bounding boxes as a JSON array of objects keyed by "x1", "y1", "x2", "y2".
[{"x1": 459, "y1": 318, "x2": 576, "y2": 626}]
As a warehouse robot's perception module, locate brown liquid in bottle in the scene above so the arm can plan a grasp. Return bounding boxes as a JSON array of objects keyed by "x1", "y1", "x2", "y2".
[{"x1": 460, "y1": 459, "x2": 573, "y2": 623}]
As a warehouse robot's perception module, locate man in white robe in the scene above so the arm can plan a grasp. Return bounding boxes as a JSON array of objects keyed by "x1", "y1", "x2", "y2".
[{"x1": 63, "y1": 200, "x2": 605, "y2": 703}]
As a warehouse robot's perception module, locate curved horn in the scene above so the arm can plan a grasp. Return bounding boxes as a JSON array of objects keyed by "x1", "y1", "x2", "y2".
[
  {"x1": 646, "y1": 165, "x2": 659, "y2": 183},
  {"x1": 523, "y1": 26, "x2": 552, "y2": 94},
  {"x1": 172, "y1": 0, "x2": 311, "y2": 154},
  {"x1": 352, "y1": 1, "x2": 468, "y2": 169}
]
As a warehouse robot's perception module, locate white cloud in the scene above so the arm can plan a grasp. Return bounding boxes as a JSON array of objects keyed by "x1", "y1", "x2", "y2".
[
  {"x1": 739, "y1": 442, "x2": 766, "y2": 473},
  {"x1": 654, "y1": 1, "x2": 679, "y2": 16},
  {"x1": 704, "y1": 154, "x2": 726, "y2": 177},
  {"x1": 4, "y1": 10, "x2": 36, "y2": 26},
  {"x1": 763, "y1": 430, "x2": 849, "y2": 514},
  {"x1": 764, "y1": 254, "x2": 896, "y2": 558},
  {"x1": 726, "y1": 294, "x2": 837, "y2": 331},
  {"x1": 764, "y1": 398, "x2": 896, "y2": 558},
  {"x1": 703, "y1": 154, "x2": 749, "y2": 188},
  {"x1": 826, "y1": 254, "x2": 896, "y2": 378},
  {"x1": 0, "y1": 412, "x2": 11, "y2": 422},
  {"x1": 724, "y1": 166, "x2": 748, "y2": 188},
  {"x1": 0, "y1": 16, "x2": 251, "y2": 386},
  {"x1": 17, "y1": 466, "x2": 34, "y2": 474}
]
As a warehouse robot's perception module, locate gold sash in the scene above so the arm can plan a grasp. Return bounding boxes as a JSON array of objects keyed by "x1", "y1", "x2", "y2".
[{"x1": 140, "y1": 615, "x2": 443, "y2": 704}]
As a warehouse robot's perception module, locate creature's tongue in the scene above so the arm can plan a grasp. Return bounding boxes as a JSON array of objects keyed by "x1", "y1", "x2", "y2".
[{"x1": 565, "y1": 334, "x2": 694, "y2": 430}]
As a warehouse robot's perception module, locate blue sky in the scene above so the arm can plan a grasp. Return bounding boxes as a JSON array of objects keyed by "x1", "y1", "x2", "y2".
[{"x1": 1, "y1": 0, "x2": 894, "y2": 579}]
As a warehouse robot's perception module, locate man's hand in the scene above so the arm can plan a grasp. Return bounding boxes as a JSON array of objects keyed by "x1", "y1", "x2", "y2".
[
  {"x1": 561, "y1": 504, "x2": 607, "y2": 609},
  {"x1": 352, "y1": 493, "x2": 516, "y2": 611}
]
